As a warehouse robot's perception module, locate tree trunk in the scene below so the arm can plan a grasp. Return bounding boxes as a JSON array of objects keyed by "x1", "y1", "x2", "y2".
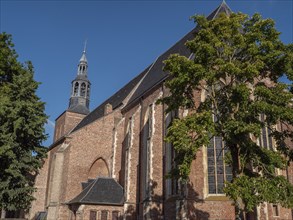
[
  {"x1": 1, "y1": 209, "x2": 6, "y2": 219},
  {"x1": 230, "y1": 144, "x2": 246, "y2": 220},
  {"x1": 235, "y1": 199, "x2": 245, "y2": 220}
]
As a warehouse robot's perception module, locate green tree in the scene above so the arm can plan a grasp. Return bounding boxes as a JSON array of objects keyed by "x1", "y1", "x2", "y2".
[
  {"x1": 160, "y1": 13, "x2": 293, "y2": 218},
  {"x1": 0, "y1": 33, "x2": 47, "y2": 212}
]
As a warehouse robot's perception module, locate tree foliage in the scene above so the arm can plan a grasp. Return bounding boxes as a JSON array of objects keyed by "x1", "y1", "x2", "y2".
[
  {"x1": 160, "y1": 12, "x2": 293, "y2": 213},
  {"x1": 0, "y1": 33, "x2": 48, "y2": 211}
]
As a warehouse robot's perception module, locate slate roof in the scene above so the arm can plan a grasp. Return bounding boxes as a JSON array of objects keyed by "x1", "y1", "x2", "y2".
[
  {"x1": 67, "y1": 177, "x2": 124, "y2": 205},
  {"x1": 125, "y1": 1, "x2": 232, "y2": 109},
  {"x1": 81, "y1": 178, "x2": 95, "y2": 190},
  {"x1": 74, "y1": 74, "x2": 90, "y2": 81},
  {"x1": 207, "y1": 0, "x2": 232, "y2": 20},
  {"x1": 67, "y1": 104, "x2": 90, "y2": 115},
  {"x1": 124, "y1": 28, "x2": 197, "y2": 110},
  {"x1": 80, "y1": 51, "x2": 87, "y2": 63},
  {"x1": 70, "y1": 2, "x2": 232, "y2": 133}
]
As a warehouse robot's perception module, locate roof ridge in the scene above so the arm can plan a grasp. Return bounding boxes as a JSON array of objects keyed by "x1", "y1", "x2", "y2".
[
  {"x1": 79, "y1": 178, "x2": 98, "y2": 202},
  {"x1": 211, "y1": 1, "x2": 232, "y2": 20},
  {"x1": 124, "y1": 56, "x2": 159, "y2": 107},
  {"x1": 67, "y1": 177, "x2": 124, "y2": 205},
  {"x1": 123, "y1": 26, "x2": 199, "y2": 110},
  {"x1": 66, "y1": 178, "x2": 96, "y2": 204}
]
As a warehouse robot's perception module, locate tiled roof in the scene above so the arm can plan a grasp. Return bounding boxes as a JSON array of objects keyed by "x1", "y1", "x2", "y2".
[{"x1": 67, "y1": 177, "x2": 124, "y2": 205}]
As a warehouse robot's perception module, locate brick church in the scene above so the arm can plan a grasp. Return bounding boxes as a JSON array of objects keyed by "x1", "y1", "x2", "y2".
[{"x1": 29, "y1": 2, "x2": 293, "y2": 220}]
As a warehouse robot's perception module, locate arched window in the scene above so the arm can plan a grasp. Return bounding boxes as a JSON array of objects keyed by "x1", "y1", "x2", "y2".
[
  {"x1": 259, "y1": 114, "x2": 274, "y2": 150},
  {"x1": 88, "y1": 158, "x2": 109, "y2": 179},
  {"x1": 80, "y1": 83, "x2": 86, "y2": 97},
  {"x1": 124, "y1": 117, "x2": 133, "y2": 201},
  {"x1": 112, "y1": 211, "x2": 120, "y2": 220},
  {"x1": 165, "y1": 110, "x2": 179, "y2": 197},
  {"x1": 73, "y1": 82, "x2": 79, "y2": 96},
  {"x1": 142, "y1": 104, "x2": 153, "y2": 199},
  {"x1": 207, "y1": 114, "x2": 232, "y2": 194},
  {"x1": 101, "y1": 210, "x2": 108, "y2": 220},
  {"x1": 87, "y1": 84, "x2": 90, "y2": 98}
]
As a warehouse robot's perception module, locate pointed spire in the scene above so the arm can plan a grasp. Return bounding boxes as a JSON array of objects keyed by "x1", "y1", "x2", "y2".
[
  {"x1": 77, "y1": 43, "x2": 88, "y2": 76},
  {"x1": 68, "y1": 47, "x2": 91, "y2": 115},
  {"x1": 79, "y1": 52, "x2": 87, "y2": 63},
  {"x1": 79, "y1": 40, "x2": 88, "y2": 63},
  {"x1": 207, "y1": 0, "x2": 232, "y2": 20}
]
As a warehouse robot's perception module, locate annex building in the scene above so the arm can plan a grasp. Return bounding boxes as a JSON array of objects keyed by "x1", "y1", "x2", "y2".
[{"x1": 29, "y1": 2, "x2": 293, "y2": 220}]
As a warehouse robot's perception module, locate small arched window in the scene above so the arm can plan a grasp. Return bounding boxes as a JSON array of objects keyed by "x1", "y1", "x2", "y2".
[
  {"x1": 87, "y1": 84, "x2": 90, "y2": 98},
  {"x1": 73, "y1": 82, "x2": 79, "y2": 96},
  {"x1": 80, "y1": 83, "x2": 86, "y2": 97}
]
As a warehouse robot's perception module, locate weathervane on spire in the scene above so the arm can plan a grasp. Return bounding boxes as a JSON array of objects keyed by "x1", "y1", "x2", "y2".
[{"x1": 83, "y1": 39, "x2": 87, "y2": 53}]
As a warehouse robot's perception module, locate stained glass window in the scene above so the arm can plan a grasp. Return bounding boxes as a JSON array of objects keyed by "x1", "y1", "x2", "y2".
[
  {"x1": 259, "y1": 114, "x2": 274, "y2": 150},
  {"x1": 207, "y1": 136, "x2": 232, "y2": 194},
  {"x1": 143, "y1": 105, "x2": 153, "y2": 198}
]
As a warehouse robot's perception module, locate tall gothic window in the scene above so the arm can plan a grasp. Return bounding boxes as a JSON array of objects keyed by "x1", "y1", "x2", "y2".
[
  {"x1": 80, "y1": 83, "x2": 86, "y2": 97},
  {"x1": 207, "y1": 136, "x2": 232, "y2": 194},
  {"x1": 143, "y1": 104, "x2": 153, "y2": 198},
  {"x1": 259, "y1": 114, "x2": 274, "y2": 150},
  {"x1": 73, "y1": 82, "x2": 79, "y2": 96},
  {"x1": 207, "y1": 114, "x2": 232, "y2": 194},
  {"x1": 124, "y1": 117, "x2": 132, "y2": 201},
  {"x1": 165, "y1": 110, "x2": 179, "y2": 196}
]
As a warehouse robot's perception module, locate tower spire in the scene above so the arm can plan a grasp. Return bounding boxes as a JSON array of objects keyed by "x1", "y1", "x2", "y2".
[
  {"x1": 68, "y1": 46, "x2": 91, "y2": 115},
  {"x1": 83, "y1": 39, "x2": 87, "y2": 53}
]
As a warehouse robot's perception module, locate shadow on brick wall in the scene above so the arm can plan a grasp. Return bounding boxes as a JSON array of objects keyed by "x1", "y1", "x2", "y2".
[{"x1": 186, "y1": 181, "x2": 210, "y2": 219}]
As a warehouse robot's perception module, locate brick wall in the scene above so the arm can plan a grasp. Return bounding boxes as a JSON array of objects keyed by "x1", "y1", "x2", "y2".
[
  {"x1": 54, "y1": 110, "x2": 119, "y2": 219},
  {"x1": 28, "y1": 158, "x2": 49, "y2": 220},
  {"x1": 31, "y1": 80, "x2": 293, "y2": 220},
  {"x1": 54, "y1": 111, "x2": 86, "y2": 141}
]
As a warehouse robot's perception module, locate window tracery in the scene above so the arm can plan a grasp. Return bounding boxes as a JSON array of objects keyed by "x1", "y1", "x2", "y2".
[{"x1": 207, "y1": 114, "x2": 232, "y2": 194}]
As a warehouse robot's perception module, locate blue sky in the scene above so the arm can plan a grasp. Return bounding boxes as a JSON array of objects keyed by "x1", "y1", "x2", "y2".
[{"x1": 1, "y1": 0, "x2": 292, "y2": 146}]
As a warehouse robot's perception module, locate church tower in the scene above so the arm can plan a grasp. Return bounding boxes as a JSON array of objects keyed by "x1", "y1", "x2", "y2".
[
  {"x1": 53, "y1": 47, "x2": 91, "y2": 141},
  {"x1": 68, "y1": 48, "x2": 91, "y2": 114}
]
